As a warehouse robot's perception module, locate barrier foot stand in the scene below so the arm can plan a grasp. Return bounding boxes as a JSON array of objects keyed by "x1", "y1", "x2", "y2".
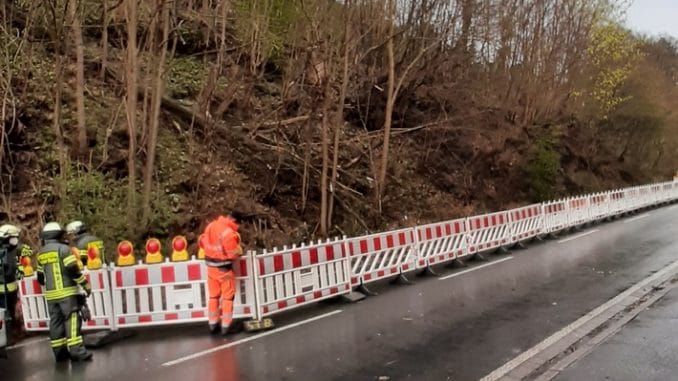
[
  {"x1": 84, "y1": 330, "x2": 134, "y2": 348},
  {"x1": 495, "y1": 246, "x2": 510, "y2": 255},
  {"x1": 447, "y1": 258, "x2": 468, "y2": 268},
  {"x1": 471, "y1": 252, "x2": 488, "y2": 262},
  {"x1": 514, "y1": 241, "x2": 527, "y2": 250},
  {"x1": 418, "y1": 266, "x2": 440, "y2": 277},
  {"x1": 244, "y1": 318, "x2": 275, "y2": 333},
  {"x1": 341, "y1": 291, "x2": 367, "y2": 303},
  {"x1": 390, "y1": 273, "x2": 413, "y2": 286},
  {"x1": 533, "y1": 235, "x2": 545, "y2": 243},
  {"x1": 358, "y1": 283, "x2": 378, "y2": 297}
]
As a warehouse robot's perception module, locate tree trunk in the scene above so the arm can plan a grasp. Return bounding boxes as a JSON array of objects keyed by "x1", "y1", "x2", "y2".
[
  {"x1": 101, "y1": 0, "x2": 109, "y2": 81},
  {"x1": 125, "y1": 0, "x2": 139, "y2": 235},
  {"x1": 377, "y1": 0, "x2": 396, "y2": 209},
  {"x1": 142, "y1": 0, "x2": 171, "y2": 229},
  {"x1": 320, "y1": 98, "x2": 330, "y2": 237},
  {"x1": 53, "y1": 54, "x2": 66, "y2": 177},
  {"x1": 69, "y1": 0, "x2": 87, "y2": 158},
  {"x1": 328, "y1": 0, "x2": 352, "y2": 230}
]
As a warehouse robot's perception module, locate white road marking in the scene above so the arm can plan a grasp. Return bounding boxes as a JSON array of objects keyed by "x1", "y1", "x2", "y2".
[
  {"x1": 7, "y1": 337, "x2": 48, "y2": 350},
  {"x1": 439, "y1": 257, "x2": 514, "y2": 281},
  {"x1": 161, "y1": 309, "x2": 343, "y2": 367},
  {"x1": 624, "y1": 213, "x2": 651, "y2": 223},
  {"x1": 479, "y1": 257, "x2": 678, "y2": 381},
  {"x1": 557, "y1": 229, "x2": 599, "y2": 244}
]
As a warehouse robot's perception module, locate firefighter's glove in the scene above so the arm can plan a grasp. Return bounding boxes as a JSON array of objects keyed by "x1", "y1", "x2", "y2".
[{"x1": 83, "y1": 283, "x2": 92, "y2": 297}]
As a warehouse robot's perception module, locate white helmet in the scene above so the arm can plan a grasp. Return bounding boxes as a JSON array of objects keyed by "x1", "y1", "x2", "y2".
[
  {"x1": 66, "y1": 220, "x2": 86, "y2": 235},
  {"x1": 40, "y1": 222, "x2": 64, "y2": 241},
  {"x1": 1, "y1": 224, "x2": 21, "y2": 246},
  {"x1": 0, "y1": 224, "x2": 20, "y2": 237}
]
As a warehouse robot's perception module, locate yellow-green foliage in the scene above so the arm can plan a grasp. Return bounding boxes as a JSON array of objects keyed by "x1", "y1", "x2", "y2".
[{"x1": 585, "y1": 22, "x2": 642, "y2": 119}]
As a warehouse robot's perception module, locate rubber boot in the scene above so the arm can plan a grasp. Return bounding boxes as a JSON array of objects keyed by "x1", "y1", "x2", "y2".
[
  {"x1": 209, "y1": 324, "x2": 219, "y2": 335},
  {"x1": 54, "y1": 348, "x2": 70, "y2": 363},
  {"x1": 71, "y1": 347, "x2": 92, "y2": 362},
  {"x1": 221, "y1": 325, "x2": 230, "y2": 336}
]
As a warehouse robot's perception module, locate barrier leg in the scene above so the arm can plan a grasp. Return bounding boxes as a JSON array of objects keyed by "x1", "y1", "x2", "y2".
[
  {"x1": 358, "y1": 283, "x2": 378, "y2": 297},
  {"x1": 390, "y1": 273, "x2": 413, "y2": 285},
  {"x1": 471, "y1": 252, "x2": 488, "y2": 262},
  {"x1": 418, "y1": 265, "x2": 440, "y2": 277},
  {"x1": 447, "y1": 258, "x2": 468, "y2": 268},
  {"x1": 495, "y1": 246, "x2": 510, "y2": 255}
]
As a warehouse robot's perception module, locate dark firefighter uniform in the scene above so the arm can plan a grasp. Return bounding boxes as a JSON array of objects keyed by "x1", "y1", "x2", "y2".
[
  {"x1": 37, "y1": 222, "x2": 92, "y2": 362},
  {"x1": 0, "y1": 225, "x2": 32, "y2": 315},
  {"x1": 66, "y1": 221, "x2": 104, "y2": 268}
]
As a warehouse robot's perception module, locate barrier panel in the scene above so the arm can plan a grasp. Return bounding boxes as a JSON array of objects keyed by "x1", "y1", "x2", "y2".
[
  {"x1": 508, "y1": 204, "x2": 543, "y2": 243},
  {"x1": 567, "y1": 197, "x2": 590, "y2": 226},
  {"x1": 608, "y1": 190, "x2": 626, "y2": 216},
  {"x1": 19, "y1": 268, "x2": 113, "y2": 331},
  {"x1": 110, "y1": 256, "x2": 255, "y2": 328},
  {"x1": 253, "y1": 238, "x2": 351, "y2": 318},
  {"x1": 542, "y1": 199, "x2": 568, "y2": 234},
  {"x1": 466, "y1": 211, "x2": 511, "y2": 254},
  {"x1": 588, "y1": 193, "x2": 610, "y2": 221},
  {"x1": 347, "y1": 228, "x2": 417, "y2": 286},
  {"x1": 414, "y1": 218, "x2": 468, "y2": 269}
]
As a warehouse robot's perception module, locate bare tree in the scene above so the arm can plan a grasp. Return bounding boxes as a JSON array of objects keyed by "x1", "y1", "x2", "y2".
[
  {"x1": 141, "y1": 0, "x2": 171, "y2": 228},
  {"x1": 125, "y1": 0, "x2": 139, "y2": 234},
  {"x1": 67, "y1": 0, "x2": 87, "y2": 158}
]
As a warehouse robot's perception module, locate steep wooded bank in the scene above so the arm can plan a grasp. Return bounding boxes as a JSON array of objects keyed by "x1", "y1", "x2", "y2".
[{"x1": 1, "y1": 1, "x2": 677, "y2": 256}]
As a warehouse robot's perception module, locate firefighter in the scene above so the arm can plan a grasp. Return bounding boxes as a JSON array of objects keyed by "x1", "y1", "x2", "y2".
[
  {"x1": 200, "y1": 212, "x2": 244, "y2": 335},
  {"x1": 0, "y1": 224, "x2": 32, "y2": 338},
  {"x1": 37, "y1": 222, "x2": 93, "y2": 362},
  {"x1": 0, "y1": 227, "x2": 19, "y2": 315},
  {"x1": 66, "y1": 221, "x2": 105, "y2": 267}
]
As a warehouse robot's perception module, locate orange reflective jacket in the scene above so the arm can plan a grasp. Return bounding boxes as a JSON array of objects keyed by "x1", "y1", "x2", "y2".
[{"x1": 200, "y1": 216, "x2": 243, "y2": 263}]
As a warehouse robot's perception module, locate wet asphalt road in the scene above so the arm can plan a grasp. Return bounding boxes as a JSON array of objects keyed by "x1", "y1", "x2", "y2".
[
  {"x1": 555, "y1": 283, "x2": 678, "y2": 381},
  {"x1": 3, "y1": 205, "x2": 678, "y2": 381}
]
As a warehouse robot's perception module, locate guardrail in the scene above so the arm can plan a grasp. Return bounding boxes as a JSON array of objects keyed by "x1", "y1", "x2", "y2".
[{"x1": 18, "y1": 180, "x2": 678, "y2": 331}]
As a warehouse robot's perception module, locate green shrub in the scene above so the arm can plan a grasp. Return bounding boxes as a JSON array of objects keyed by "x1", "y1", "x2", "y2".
[{"x1": 526, "y1": 136, "x2": 561, "y2": 201}]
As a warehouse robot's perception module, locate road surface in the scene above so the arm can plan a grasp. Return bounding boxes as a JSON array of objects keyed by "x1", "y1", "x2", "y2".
[{"x1": 3, "y1": 205, "x2": 678, "y2": 381}]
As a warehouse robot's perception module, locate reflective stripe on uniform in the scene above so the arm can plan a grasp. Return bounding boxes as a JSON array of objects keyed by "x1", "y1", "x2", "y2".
[
  {"x1": 67, "y1": 313, "x2": 83, "y2": 347},
  {"x1": 0, "y1": 281, "x2": 18, "y2": 293},
  {"x1": 44, "y1": 286, "x2": 79, "y2": 301},
  {"x1": 50, "y1": 338, "x2": 68, "y2": 348}
]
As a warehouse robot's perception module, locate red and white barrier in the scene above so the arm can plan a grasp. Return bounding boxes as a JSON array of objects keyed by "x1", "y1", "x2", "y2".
[
  {"x1": 18, "y1": 277, "x2": 48, "y2": 331},
  {"x1": 508, "y1": 204, "x2": 543, "y2": 243},
  {"x1": 567, "y1": 197, "x2": 590, "y2": 226},
  {"x1": 414, "y1": 218, "x2": 468, "y2": 268},
  {"x1": 110, "y1": 257, "x2": 255, "y2": 328},
  {"x1": 19, "y1": 268, "x2": 113, "y2": 331},
  {"x1": 466, "y1": 211, "x2": 511, "y2": 254},
  {"x1": 542, "y1": 200, "x2": 568, "y2": 234},
  {"x1": 253, "y1": 238, "x2": 351, "y2": 318},
  {"x1": 588, "y1": 193, "x2": 610, "y2": 221},
  {"x1": 19, "y1": 180, "x2": 678, "y2": 332},
  {"x1": 346, "y1": 229, "x2": 417, "y2": 286}
]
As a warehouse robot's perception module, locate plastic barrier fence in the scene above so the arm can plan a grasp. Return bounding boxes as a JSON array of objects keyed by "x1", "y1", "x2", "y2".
[
  {"x1": 254, "y1": 238, "x2": 351, "y2": 318},
  {"x1": 542, "y1": 200, "x2": 568, "y2": 234},
  {"x1": 414, "y1": 218, "x2": 468, "y2": 268},
  {"x1": 19, "y1": 268, "x2": 113, "y2": 331},
  {"x1": 466, "y1": 211, "x2": 511, "y2": 254},
  {"x1": 589, "y1": 193, "x2": 610, "y2": 221},
  {"x1": 508, "y1": 204, "x2": 543, "y2": 243},
  {"x1": 18, "y1": 180, "x2": 678, "y2": 332},
  {"x1": 111, "y1": 257, "x2": 255, "y2": 328},
  {"x1": 347, "y1": 229, "x2": 417, "y2": 286}
]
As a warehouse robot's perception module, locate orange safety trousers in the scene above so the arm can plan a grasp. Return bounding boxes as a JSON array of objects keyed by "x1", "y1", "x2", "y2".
[{"x1": 207, "y1": 266, "x2": 236, "y2": 328}]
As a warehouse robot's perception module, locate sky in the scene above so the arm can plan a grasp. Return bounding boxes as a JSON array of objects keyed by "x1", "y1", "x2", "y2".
[{"x1": 625, "y1": 0, "x2": 678, "y2": 38}]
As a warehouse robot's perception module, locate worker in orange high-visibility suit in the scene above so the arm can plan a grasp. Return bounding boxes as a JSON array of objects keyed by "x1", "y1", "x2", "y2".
[{"x1": 200, "y1": 212, "x2": 244, "y2": 335}]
